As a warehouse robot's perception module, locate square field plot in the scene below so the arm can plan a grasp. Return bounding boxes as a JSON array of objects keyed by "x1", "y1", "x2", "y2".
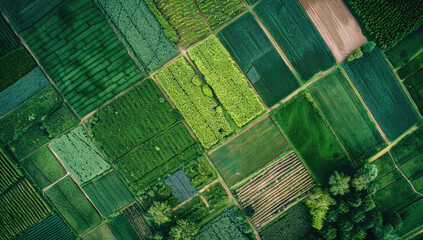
[
  {"x1": 343, "y1": 50, "x2": 418, "y2": 141},
  {"x1": 272, "y1": 91, "x2": 350, "y2": 183},
  {"x1": 308, "y1": 68, "x2": 386, "y2": 163},
  {"x1": 254, "y1": 0, "x2": 335, "y2": 81},
  {"x1": 298, "y1": 0, "x2": 367, "y2": 62},
  {"x1": 209, "y1": 116, "x2": 289, "y2": 186},
  {"x1": 218, "y1": 12, "x2": 300, "y2": 107},
  {"x1": 164, "y1": 170, "x2": 197, "y2": 202},
  {"x1": 20, "y1": 0, "x2": 145, "y2": 117}
]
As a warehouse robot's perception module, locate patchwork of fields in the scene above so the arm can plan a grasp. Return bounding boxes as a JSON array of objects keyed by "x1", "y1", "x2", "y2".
[{"x1": 0, "y1": 0, "x2": 422, "y2": 239}]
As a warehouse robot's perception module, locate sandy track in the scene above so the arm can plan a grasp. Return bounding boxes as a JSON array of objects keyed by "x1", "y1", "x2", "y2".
[{"x1": 298, "y1": 0, "x2": 367, "y2": 62}]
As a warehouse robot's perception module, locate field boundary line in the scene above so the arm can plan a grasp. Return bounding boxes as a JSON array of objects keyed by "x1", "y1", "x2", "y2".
[
  {"x1": 388, "y1": 151, "x2": 423, "y2": 197},
  {"x1": 209, "y1": 115, "x2": 269, "y2": 155},
  {"x1": 42, "y1": 173, "x2": 70, "y2": 192},
  {"x1": 202, "y1": 153, "x2": 262, "y2": 240}
]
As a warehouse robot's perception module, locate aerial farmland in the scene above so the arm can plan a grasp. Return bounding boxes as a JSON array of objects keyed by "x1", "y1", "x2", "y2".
[{"x1": 0, "y1": 0, "x2": 423, "y2": 239}]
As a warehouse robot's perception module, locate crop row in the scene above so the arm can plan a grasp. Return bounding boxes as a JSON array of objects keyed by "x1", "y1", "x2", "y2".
[
  {"x1": 123, "y1": 203, "x2": 152, "y2": 240},
  {"x1": 195, "y1": 208, "x2": 246, "y2": 240},
  {"x1": 0, "y1": 149, "x2": 21, "y2": 193},
  {"x1": 17, "y1": 214, "x2": 75, "y2": 240},
  {"x1": 155, "y1": 56, "x2": 232, "y2": 148},
  {"x1": 188, "y1": 36, "x2": 265, "y2": 127},
  {"x1": 196, "y1": 0, "x2": 246, "y2": 30},
  {"x1": 0, "y1": 15, "x2": 20, "y2": 56},
  {"x1": 236, "y1": 152, "x2": 314, "y2": 228}
]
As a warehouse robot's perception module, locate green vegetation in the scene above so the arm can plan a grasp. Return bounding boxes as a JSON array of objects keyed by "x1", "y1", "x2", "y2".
[
  {"x1": 82, "y1": 224, "x2": 114, "y2": 240},
  {"x1": 397, "y1": 52, "x2": 423, "y2": 79},
  {"x1": 218, "y1": 12, "x2": 300, "y2": 107},
  {"x1": 22, "y1": 146, "x2": 66, "y2": 189},
  {"x1": 83, "y1": 171, "x2": 134, "y2": 217},
  {"x1": 185, "y1": 157, "x2": 217, "y2": 190},
  {"x1": 272, "y1": 91, "x2": 350, "y2": 183},
  {"x1": 155, "y1": 57, "x2": 232, "y2": 148},
  {"x1": 346, "y1": 48, "x2": 363, "y2": 62},
  {"x1": 254, "y1": 0, "x2": 335, "y2": 80},
  {"x1": 87, "y1": 78, "x2": 178, "y2": 162},
  {"x1": 209, "y1": 117, "x2": 289, "y2": 186},
  {"x1": 188, "y1": 36, "x2": 265, "y2": 127},
  {"x1": 115, "y1": 123, "x2": 200, "y2": 193},
  {"x1": 21, "y1": 0, "x2": 145, "y2": 117},
  {"x1": 170, "y1": 220, "x2": 199, "y2": 240},
  {"x1": 403, "y1": 64, "x2": 423, "y2": 114},
  {"x1": 196, "y1": 0, "x2": 246, "y2": 30},
  {"x1": 385, "y1": 26, "x2": 423, "y2": 68},
  {"x1": 343, "y1": 50, "x2": 418, "y2": 141},
  {"x1": 0, "y1": 85, "x2": 79, "y2": 159},
  {"x1": 0, "y1": 148, "x2": 22, "y2": 194},
  {"x1": 345, "y1": 0, "x2": 423, "y2": 49},
  {"x1": 0, "y1": 47, "x2": 36, "y2": 92},
  {"x1": 97, "y1": 0, "x2": 179, "y2": 75},
  {"x1": 109, "y1": 214, "x2": 141, "y2": 240},
  {"x1": 0, "y1": 179, "x2": 51, "y2": 240},
  {"x1": 0, "y1": 15, "x2": 20, "y2": 56},
  {"x1": 50, "y1": 126, "x2": 110, "y2": 184},
  {"x1": 308, "y1": 68, "x2": 386, "y2": 163},
  {"x1": 46, "y1": 176, "x2": 102, "y2": 234},
  {"x1": 164, "y1": 170, "x2": 197, "y2": 202},
  {"x1": 17, "y1": 214, "x2": 75, "y2": 240},
  {"x1": 260, "y1": 203, "x2": 311, "y2": 240},
  {"x1": 151, "y1": 0, "x2": 209, "y2": 48}
]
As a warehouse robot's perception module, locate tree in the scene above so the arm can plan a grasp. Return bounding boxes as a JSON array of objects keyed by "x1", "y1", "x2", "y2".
[
  {"x1": 148, "y1": 201, "x2": 172, "y2": 225},
  {"x1": 337, "y1": 200, "x2": 349, "y2": 214},
  {"x1": 352, "y1": 48, "x2": 363, "y2": 59},
  {"x1": 353, "y1": 164, "x2": 378, "y2": 191},
  {"x1": 151, "y1": 233, "x2": 164, "y2": 240},
  {"x1": 388, "y1": 212, "x2": 403, "y2": 231},
  {"x1": 373, "y1": 224, "x2": 398, "y2": 240},
  {"x1": 367, "y1": 208, "x2": 383, "y2": 228},
  {"x1": 305, "y1": 187, "x2": 335, "y2": 230},
  {"x1": 352, "y1": 175, "x2": 367, "y2": 191},
  {"x1": 329, "y1": 171, "x2": 351, "y2": 196},
  {"x1": 169, "y1": 220, "x2": 199, "y2": 240},
  {"x1": 361, "y1": 41, "x2": 376, "y2": 53},
  {"x1": 322, "y1": 225, "x2": 337, "y2": 240},
  {"x1": 339, "y1": 219, "x2": 353, "y2": 232},
  {"x1": 349, "y1": 193, "x2": 362, "y2": 208},
  {"x1": 244, "y1": 205, "x2": 255, "y2": 217},
  {"x1": 352, "y1": 210, "x2": 366, "y2": 223},
  {"x1": 346, "y1": 54, "x2": 356, "y2": 62}
]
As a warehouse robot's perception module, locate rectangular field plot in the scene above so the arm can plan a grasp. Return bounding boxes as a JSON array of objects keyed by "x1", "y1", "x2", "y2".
[
  {"x1": 272, "y1": 92, "x2": 350, "y2": 183},
  {"x1": 397, "y1": 52, "x2": 423, "y2": 80},
  {"x1": 196, "y1": 0, "x2": 246, "y2": 30},
  {"x1": 236, "y1": 152, "x2": 314, "y2": 228},
  {"x1": 97, "y1": 0, "x2": 179, "y2": 74},
  {"x1": 49, "y1": 126, "x2": 110, "y2": 184},
  {"x1": 0, "y1": 15, "x2": 20, "y2": 56},
  {"x1": 404, "y1": 69, "x2": 423, "y2": 115},
  {"x1": 155, "y1": 57, "x2": 232, "y2": 149},
  {"x1": 195, "y1": 209, "x2": 247, "y2": 240},
  {"x1": 218, "y1": 13, "x2": 300, "y2": 107},
  {"x1": 46, "y1": 176, "x2": 101, "y2": 234},
  {"x1": 0, "y1": 179, "x2": 51, "y2": 240},
  {"x1": 209, "y1": 117, "x2": 289, "y2": 186},
  {"x1": 309, "y1": 68, "x2": 386, "y2": 162},
  {"x1": 385, "y1": 26, "x2": 423, "y2": 69},
  {"x1": 0, "y1": 85, "x2": 79, "y2": 159},
  {"x1": 164, "y1": 170, "x2": 197, "y2": 202},
  {"x1": 188, "y1": 36, "x2": 265, "y2": 128},
  {"x1": 83, "y1": 171, "x2": 134, "y2": 217},
  {"x1": 18, "y1": 214, "x2": 75, "y2": 240},
  {"x1": 0, "y1": 148, "x2": 22, "y2": 194},
  {"x1": 109, "y1": 203, "x2": 152, "y2": 240},
  {"x1": 343, "y1": 50, "x2": 418, "y2": 141},
  {"x1": 82, "y1": 224, "x2": 115, "y2": 240},
  {"x1": 22, "y1": 146, "x2": 66, "y2": 189},
  {"x1": 115, "y1": 122, "x2": 200, "y2": 192},
  {"x1": 87, "y1": 78, "x2": 178, "y2": 162},
  {"x1": 21, "y1": 0, "x2": 145, "y2": 117},
  {"x1": 298, "y1": 0, "x2": 367, "y2": 62},
  {"x1": 152, "y1": 0, "x2": 209, "y2": 49},
  {"x1": 397, "y1": 197, "x2": 423, "y2": 238},
  {"x1": 254, "y1": 0, "x2": 335, "y2": 80}
]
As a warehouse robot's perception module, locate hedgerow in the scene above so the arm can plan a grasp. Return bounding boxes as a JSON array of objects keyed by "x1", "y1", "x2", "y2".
[{"x1": 143, "y1": 0, "x2": 178, "y2": 42}]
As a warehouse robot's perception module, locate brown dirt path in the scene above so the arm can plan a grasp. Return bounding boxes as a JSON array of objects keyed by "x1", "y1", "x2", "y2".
[{"x1": 298, "y1": 0, "x2": 367, "y2": 63}]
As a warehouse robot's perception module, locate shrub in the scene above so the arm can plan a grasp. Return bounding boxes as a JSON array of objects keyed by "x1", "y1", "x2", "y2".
[
  {"x1": 361, "y1": 41, "x2": 376, "y2": 53},
  {"x1": 202, "y1": 84, "x2": 214, "y2": 97}
]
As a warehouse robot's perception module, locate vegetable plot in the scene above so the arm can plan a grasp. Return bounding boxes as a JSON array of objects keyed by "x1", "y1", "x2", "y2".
[
  {"x1": 17, "y1": 214, "x2": 75, "y2": 240},
  {"x1": 196, "y1": 0, "x2": 246, "y2": 30},
  {"x1": 0, "y1": 148, "x2": 22, "y2": 194},
  {"x1": 164, "y1": 170, "x2": 197, "y2": 202},
  {"x1": 0, "y1": 15, "x2": 20, "y2": 56},
  {"x1": 188, "y1": 36, "x2": 265, "y2": 127}
]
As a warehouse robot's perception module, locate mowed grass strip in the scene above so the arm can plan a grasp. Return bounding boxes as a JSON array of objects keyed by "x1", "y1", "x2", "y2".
[
  {"x1": 308, "y1": 68, "x2": 386, "y2": 163},
  {"x1": 254, "y1": 0, "x2": 335, "y2": 81},
  {"x1": 272, "y1": 91, "x2": 350, "y2": 183},
  {"x1": 209, "y1": 117, "x2": 289, "y2": 186},
  {"x1": 218, "y1": 12, "x2": 300, "y2": 107},
  {"x1": 343, "y1": 50, "x2": 418, "y2": 141}
]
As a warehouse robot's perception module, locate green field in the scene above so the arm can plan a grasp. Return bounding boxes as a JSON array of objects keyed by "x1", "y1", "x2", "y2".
[
  {"x1": 188, "y1": 36, "x2": 265, "y2": 127},
  {"x1": 109, "y1": 203, "x2": 152, "y2": 240},
  {"x1": 272, "y1": 91, "x2": 350, "y2": 183},
  {"x1": 17, "y1": 214, "x2": 76, "y2": 240},
  {"x1": 97, "y1": 0, "x2": 179, "y2": 74},
  {"x1": 196, "y1": 0, "x2": 246, "y2": 30},
  {"x1": 22, "y1": 146, "x2": 66, "y2": 189},
  {"x1": 0, "y1": 15, "x2": 20, "y2": 56},
  {"x1": 343, "y1": 50, "x2": 418, "y2": 141},
  {"x1": 385, "y1": 26, "x2": 423, "y2": 68},
  {"x1": 404, "y1": 69, "x2": 423, "y2": 115},
  {"x1": 218, "y1": 12, "x2": 300, "y2": 107},
  {"x1": 87, "y1": 78, "x2": 178, "y2": 162},
  {"x1": 155, "y1": 56, "x2": 232, "y2": 149},
  {"x1": 398, "y1": 197, "x2": 423, "y2": 237},
  {"x1": 46, "y1": 176, "x2": 102, "y2": 234},
  {"x1": 308, "y1": 68, "x2": 386, "y2": 163},
  {"x1": 152, "y1": 0, "x2": 209, "y2": 48},
  {"x1": 254, "y1": 0, "x2": 335, "y2": 80},
  {"x1": 209, "y1": 117, "x2": 289, "y2": 186},
  {"x1": 0, "y1": 179, "x2": 51, "y2": 240},
  {"x1": 0, "y1": 85, "x2": 79, "y2": 159},
  {"x1": 83, "y1": 171, "x2": 134, "y2": 217},
  {"x1": 49, "y1": 126, "x2": 110, "y2": 184},
  {"x1": 115, "y1": 122, "x2": 200, "y2": 193},
  {"x1": 82, "y1": 223, "x2": 115, "y2": 240},
  {"x1": 0, "y1": 148, "x2": 22, "y2": 194},
  {"x1": 21, "y1": 0, "x2": 145, "y2": 117},
  {"x1": 397, "y1": 52, "x2": 423, "y2": 80}
]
